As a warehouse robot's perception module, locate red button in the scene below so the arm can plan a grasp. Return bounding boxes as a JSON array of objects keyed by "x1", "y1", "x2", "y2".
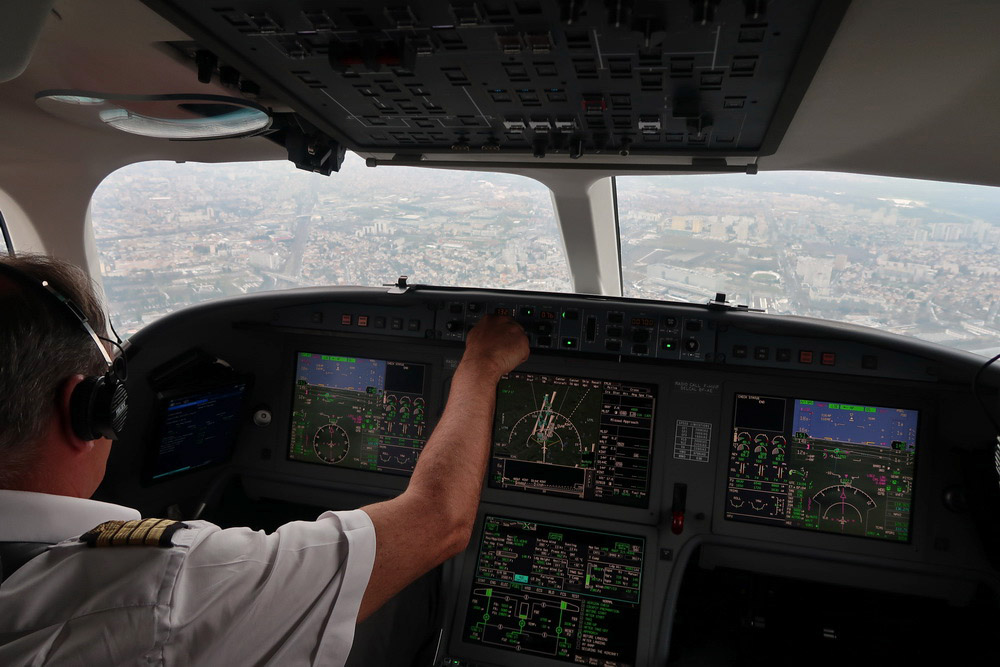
[
  {"x1": 799, "y1": 350, "x2": 813, "y2": 364},
  {"x1": 341, "y1": 314, "x2": 352, "y2": 326},
  {"x1": 671, "y1": 510, "x2": 684, "y2": 535},
  {"x1": 821, "y1": 352, "x2": 836, "y2": 365},
  {"x1": 358, "y1": 316, "x2": 369, "y2": 327}
]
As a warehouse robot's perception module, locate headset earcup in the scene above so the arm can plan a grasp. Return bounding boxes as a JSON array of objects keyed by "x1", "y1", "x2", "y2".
[
  {"x1": 69, "y1": 376, "x2": 102, "y2": 440},
  {"x1": 69, "y1": 373, "x2": 128, "y2": 441}
]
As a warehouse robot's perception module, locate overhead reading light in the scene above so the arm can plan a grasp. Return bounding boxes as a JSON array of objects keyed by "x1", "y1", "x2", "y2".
[{"x1": 35, "y1": 90, "x2": 271, "y2": 140}]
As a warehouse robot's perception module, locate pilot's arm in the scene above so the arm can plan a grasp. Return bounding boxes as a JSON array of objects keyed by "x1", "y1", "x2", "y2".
[{"x1": 357, "y1": 314, "x2": 529, "y2": 620}]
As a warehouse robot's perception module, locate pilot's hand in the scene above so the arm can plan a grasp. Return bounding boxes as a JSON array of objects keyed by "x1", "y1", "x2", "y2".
[{"x1": 462, "y1": 315, "x2": 530, "y2": 380}]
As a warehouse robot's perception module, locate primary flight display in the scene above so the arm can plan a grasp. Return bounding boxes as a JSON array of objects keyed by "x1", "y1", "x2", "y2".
[
  {"x1": 489, "y1": 372, "x2": 656, "y2": 508},
  {"x1": 288, "y1": 352, "x2": 429, "y2": 475},
  {"x1": 725, "y1": 394, "x2": 918, "y2": 542}
]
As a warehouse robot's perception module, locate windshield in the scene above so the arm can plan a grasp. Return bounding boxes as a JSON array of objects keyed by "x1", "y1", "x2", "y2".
[
  {"x1": 617, "y1": 172, "x2": 1000, "y2": 357},
  {"x1": 92, "y1": 154, "x2": 571, "y2": 334}
]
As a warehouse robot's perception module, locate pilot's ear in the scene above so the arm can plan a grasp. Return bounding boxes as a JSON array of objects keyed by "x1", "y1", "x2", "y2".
[{"x1": 57, "y1": 374, "x2": 94, "y2": 452}]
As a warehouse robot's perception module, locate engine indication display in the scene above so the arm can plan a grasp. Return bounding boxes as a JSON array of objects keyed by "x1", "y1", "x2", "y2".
[
  {"x1": 288, "y1": 353, "x2": 429, "y2": 475},
  {"x1": 726, "y1": 394, "x2": 918, "y2": 541},
  {"x1": 462, "y1": 516, "x2": 644, "y2": 666},
  {"x1": 490, "y1": 372, "x2": 656, "y2": 508}
]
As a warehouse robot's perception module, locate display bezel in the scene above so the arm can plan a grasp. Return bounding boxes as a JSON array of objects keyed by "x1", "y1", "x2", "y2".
[
  {"x1": 446, "y1": 506, "x2": 658, "y2": 667},
  {"x1": 286, "y1": 349, "x2": 433, "y2": 477},
  {"x1": 488, "y1": 369, "x2": 658, "y2": 510},
  {"x1": 713, "y1": 381, "x2": 933, "y2": 554},
  {"x1": 479, "y1": 359, "x2": 665, "y2": 525}
]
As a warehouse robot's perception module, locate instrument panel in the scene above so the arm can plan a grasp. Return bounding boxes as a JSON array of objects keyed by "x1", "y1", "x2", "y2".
[{"x1": 109, "y1": 285, "x2": 999, "y2": 666}]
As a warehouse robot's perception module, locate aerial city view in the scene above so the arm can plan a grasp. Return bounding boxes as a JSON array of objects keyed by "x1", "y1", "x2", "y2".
[{"x1": 92, "y1": 155, "x2": 1000, "y2": 357}]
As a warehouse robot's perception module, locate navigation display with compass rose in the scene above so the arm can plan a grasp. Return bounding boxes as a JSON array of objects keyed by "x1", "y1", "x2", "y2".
[{"x1": 490, "y1": 371, "x2": 656, "y2": 508}]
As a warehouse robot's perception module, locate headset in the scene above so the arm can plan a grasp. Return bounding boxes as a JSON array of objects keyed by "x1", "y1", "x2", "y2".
[{"x1": 0, "y1": 261, "x2": 128, "y2": 440}]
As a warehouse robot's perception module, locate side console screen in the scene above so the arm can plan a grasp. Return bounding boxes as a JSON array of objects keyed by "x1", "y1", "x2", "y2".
[
  {"x1": 726, "y1": 394, "x2": 918, "y2": 542},
  {"x1": 489, "y1": 372, "x2": 656, "y2": 508},
  {"x1": 148, "y1": 382, "x2": 248, "y2": 481},
  {"x1": 288, "y1": 353, "x2": 428, "y2": 475},
  {"x1": 462, "y1": 516, "x2": 644, "y2": 666}
]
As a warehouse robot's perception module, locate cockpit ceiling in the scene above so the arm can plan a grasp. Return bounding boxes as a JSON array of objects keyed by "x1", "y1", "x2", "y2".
[{"x1": 142, "y1": 0, "x2": 847, "y2": 163}]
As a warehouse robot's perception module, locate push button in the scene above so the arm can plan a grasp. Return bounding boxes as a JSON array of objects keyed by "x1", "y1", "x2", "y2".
[{"x1": 632, "y1": 329, "x2": 650, "y2": 344}]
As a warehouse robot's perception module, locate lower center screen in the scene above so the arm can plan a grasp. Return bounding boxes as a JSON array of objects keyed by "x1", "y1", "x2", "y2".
[
  {"x1": 463, "y1": 516, "x2": 644, "y2": 666},
  {"x1": 288, "y1": 352, "x2": 428, "y2": 475},
  {"x1": 490, "y1": 372, "x2": 656, "y2": 508}
]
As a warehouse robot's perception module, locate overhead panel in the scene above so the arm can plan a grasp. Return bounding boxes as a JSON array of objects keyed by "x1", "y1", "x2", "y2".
[{"x1": 143, "y1": 0, "x2": 847, "y2": 159}]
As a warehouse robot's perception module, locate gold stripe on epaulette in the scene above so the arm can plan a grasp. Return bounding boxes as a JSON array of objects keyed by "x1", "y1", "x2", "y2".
[{"x1": 81, "y1": 519, "x2": 188, "y2": 548}]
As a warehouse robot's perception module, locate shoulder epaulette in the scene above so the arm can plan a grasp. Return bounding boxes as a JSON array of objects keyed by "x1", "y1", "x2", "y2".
[{"x1": 80, "y1": 518, "x2": 188, "y2": 548}]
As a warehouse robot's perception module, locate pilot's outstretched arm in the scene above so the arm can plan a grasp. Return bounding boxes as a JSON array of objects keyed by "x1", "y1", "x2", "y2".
[{"x1": 357, "y1": 314, "x2": 529, "y2": 620}]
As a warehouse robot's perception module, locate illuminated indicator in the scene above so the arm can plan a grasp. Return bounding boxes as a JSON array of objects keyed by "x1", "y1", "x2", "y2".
[
  {"x1": 539, "y1": 310, "x2": 557, "y2": 320},
  {"x1": 357, "y1": 315, "x2": 369, "y2": 327},
  {"x1": 631, "y1": 317, "x2": 655, "y2": 327}
]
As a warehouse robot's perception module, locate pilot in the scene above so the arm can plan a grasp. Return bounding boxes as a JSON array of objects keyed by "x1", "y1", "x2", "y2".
[{"x1": 0, "y1": 253, "x2": 529, "y2": 665}]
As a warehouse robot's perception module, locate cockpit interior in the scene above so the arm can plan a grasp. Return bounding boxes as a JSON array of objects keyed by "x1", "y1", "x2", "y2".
[{"x1": 2, "y1": 1, "x2": 999, "y2": 664}]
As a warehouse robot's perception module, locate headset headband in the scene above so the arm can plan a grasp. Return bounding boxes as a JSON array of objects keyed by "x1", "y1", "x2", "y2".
[{"x1": 0, "y1": 261, "x2": 114, "y2": 368}]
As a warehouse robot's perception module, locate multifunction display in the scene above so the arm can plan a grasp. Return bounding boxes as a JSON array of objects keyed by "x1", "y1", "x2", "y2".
[
  {"x1": 288, "y1": 353, "x2": 428, "y2": 475},
  {"x1": 463, "y1": 516, "x2": 644, "y2": 666},
  {"x1": 150, "y1": 382, "x2": 248, "y2": 481},
  {"x1": 726, "y1": 394, "x2": 918, "y2": 541},
  {"x1": 490, "y1": 372, "x2": 656, "y2": 508}
]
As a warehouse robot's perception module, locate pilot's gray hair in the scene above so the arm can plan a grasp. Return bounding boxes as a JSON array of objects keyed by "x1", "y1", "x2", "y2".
[{"x1": 0, "y1": 254, "x2": 109, "y2": 488}]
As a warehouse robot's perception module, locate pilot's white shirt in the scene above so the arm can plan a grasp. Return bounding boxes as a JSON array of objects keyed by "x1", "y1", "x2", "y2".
[{"x1": 0, "y1": 489, "x2": 376, "y2": 666}]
